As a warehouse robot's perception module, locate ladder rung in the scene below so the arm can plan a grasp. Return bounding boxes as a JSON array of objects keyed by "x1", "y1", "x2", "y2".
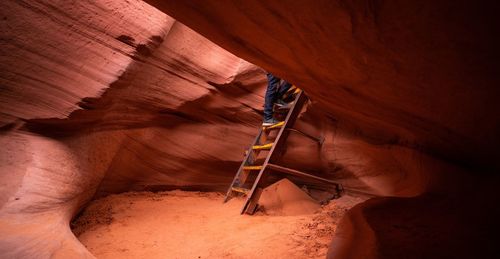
[
  {"x1": 286, "y1": 85, "x2": 297, "y2": 95},
  {"x1": 252, "y1": 143, "x2": 273, "y2": 150},
  {"x1": 243, "y1": 165, "x2": 263, "y2": 170},
  {"x1": 285, "y1": 85, "x2": 301, "y2": 95},
  {"x1": 263, "y1": 121, "x2": 285, "y2": 130},
  {"x1": 231, "y1": 187, "x2": 250, "y2": 194}
]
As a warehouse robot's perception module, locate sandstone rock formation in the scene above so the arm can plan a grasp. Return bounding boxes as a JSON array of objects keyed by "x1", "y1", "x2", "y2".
[
  {"x1": 1, "y1": 0, "x2": 264, "y2": 257},
  {"x1": 1, "y1": 0, "x2": 499, "y2": 258},
  {"x1": 144, "y1": 1, "x2": 500, "y2": 258}
]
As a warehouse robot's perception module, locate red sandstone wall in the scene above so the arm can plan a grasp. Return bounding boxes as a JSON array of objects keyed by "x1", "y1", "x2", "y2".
[
  {"x1": 1, "y1": 0, "x2": 499, "y2": 258},
  {"x1": 145, "y1": 1, "x2": 500, "y2": 258},
  {"x1": 146, "y1": 0, "x2": 500, "y2": 172},
  {"x1": 0, "y1": 0, "x2": 170, "y2": 125},
  {"x1": 0, "y1": 1, "x2": 264, "y2": 257}
]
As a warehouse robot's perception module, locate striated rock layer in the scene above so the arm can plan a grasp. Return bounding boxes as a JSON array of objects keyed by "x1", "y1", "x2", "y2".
[
  {"x1": 1, "y1": 0, "x2": 264, "y2": 257},
  {"x1": 143, "y1": 0, "x2": 500, "y2": 258},
  {"x1": 0, "y1": 0, "x2": 499, "y2": 258}
]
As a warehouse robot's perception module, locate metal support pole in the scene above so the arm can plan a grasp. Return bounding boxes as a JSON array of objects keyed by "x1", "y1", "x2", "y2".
[{"x1": 286, "y1": 128, "x2": 325, "y2": 145}]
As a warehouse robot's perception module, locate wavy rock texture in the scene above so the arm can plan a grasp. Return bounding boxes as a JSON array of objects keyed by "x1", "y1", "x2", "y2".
[
  {"x1": 1, "y1": 0, "x2": 499, "y2": 258},
  {"x1": 1, "y1": 0, "x2": 264, "y2": 257},
  {"x1": 0, "y1": 0, "x2": 168, "y2": 124},
  {"x1": 144, "y1": 0, "x2": 500, "y2": 258}
]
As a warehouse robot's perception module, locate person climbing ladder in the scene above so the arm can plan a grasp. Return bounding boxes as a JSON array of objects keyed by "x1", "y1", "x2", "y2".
[
  {"x1": 224, "y1": 79, "x2": 341, "y2": 214},
  {"x1": 262, "y1": 72, "x2": 293, "y2": 126}
]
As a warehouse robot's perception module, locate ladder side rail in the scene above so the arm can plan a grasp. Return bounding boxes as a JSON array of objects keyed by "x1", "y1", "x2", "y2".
[
  {"x1": 224, "y1": 128, "x2": 264, "y2": 202},
  {"x1": 269, "y1": 92, "x2": 308, "y2": 163}
]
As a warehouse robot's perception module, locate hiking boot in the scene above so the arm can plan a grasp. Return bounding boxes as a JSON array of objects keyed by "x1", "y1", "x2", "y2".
[
  {"x1": 275, "y1": 99, "x2": 294, "y2": 109},
  {"x1": 262, "y1": 118, "x2": 281, "y2": 126}
]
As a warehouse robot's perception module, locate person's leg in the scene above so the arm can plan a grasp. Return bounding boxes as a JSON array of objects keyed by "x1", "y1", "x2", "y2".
[
  {"x1": 263, "y1": 73, "x2": 280, "y2": 121},
  {"x1": 277, "y1": 80, "x2": 292, "y2": 98}
]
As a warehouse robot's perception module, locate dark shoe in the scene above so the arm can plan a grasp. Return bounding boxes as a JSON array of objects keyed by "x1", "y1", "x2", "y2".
[
  {"x1": 262, "y1": 118, "x2": 281, "y2": 126},
  {"x1": 275, "y1": 99, "x2": 294, "y2": 109}
]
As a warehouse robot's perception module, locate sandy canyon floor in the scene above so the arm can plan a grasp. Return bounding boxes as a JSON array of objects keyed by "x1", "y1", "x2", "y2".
[{"x1": 72, "y1": 185, "x2": 365, "y2": 259}]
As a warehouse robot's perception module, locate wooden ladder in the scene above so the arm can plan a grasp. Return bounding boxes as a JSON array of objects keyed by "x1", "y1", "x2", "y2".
[{"x1": 224, "y1": 88, "x2": 340, "y2": 214}]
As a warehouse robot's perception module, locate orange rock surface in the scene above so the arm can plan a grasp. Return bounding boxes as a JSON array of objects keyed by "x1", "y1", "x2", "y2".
[{"x1": 1, "y1": 0, "x2": 499, "y2": 258}]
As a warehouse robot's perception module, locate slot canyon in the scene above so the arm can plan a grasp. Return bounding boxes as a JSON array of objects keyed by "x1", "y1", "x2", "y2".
[{"x1": 1, "y1": 0, "x2": 499, "y2": 258}]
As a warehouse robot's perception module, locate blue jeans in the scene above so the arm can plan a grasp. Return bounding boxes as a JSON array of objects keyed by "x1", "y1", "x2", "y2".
[{"x1": 264, "y1": 73, "x2": 292, "y2": 121}]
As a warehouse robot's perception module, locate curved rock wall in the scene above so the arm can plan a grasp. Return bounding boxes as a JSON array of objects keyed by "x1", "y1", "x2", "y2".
[
  {"x1": 146, "y1": 0, "x2": 500, "y2": 171},
  {"x1": 1, "y1": 0, "x2": 499, "y2": 258},
  {"x1": 144, "y1": 0, "x2": 500, "y2": 258},
  {"x1": 0, "y1": 0, "x2": 168, "y2": 125},
  {"x1": 1, "y1": 0, "x2": 265, "y2": 257}
]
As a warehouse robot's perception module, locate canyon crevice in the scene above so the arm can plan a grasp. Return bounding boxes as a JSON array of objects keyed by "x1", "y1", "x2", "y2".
[{"x1": 1, "y1": 0, "x2": 499, "y2": 258}]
